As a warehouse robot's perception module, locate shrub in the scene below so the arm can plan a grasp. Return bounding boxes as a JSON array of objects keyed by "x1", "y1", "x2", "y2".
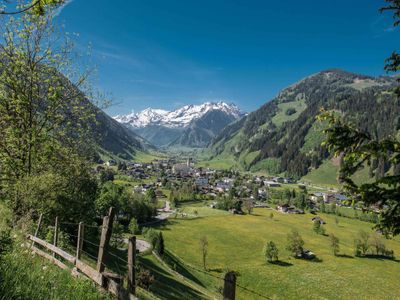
[
  {"x1": 313, "y1": 221, "x2": 326, "y2": 235},
  {"x1": 136, "y1": 267, "x2": 155, "y2": 290},
  {"x1": 330, "y1": 234, "x2": 340, "y2": 256},
  {"x1": 264, "y1": 241, "x2": 279, "y2": 262},
  {"x1": 354, "y1": 230, "x2": 370, "y2": 256},
  {"x1": 155, "y1": 232, "x2": 165, "y2": 256},
  {"x1": 286, "y1": 230, "x2": 304, "y2": 258},
  {"x1": 129, "y1": 218, "x2": 140, "y2": 235},
  {"x1": 145, "y1": 228, "x2": 159, "y2": 248},
  {"x1": 285, "y1": 108, "x2": 296, "y2": 116}
]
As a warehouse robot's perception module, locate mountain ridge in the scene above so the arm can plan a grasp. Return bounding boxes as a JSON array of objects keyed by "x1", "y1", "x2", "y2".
[
  {"x1": 114, "y1": 101, "x2": 245, "y2": 148},
  {"x1": 206, "y1": 69, "x2": 400, "y2": 178},
  {"x1": 114, "y1": 101, "x2": 244, "y2": 128}
]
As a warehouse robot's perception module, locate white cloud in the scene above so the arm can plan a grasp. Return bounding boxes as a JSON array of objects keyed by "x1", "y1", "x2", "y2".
[{"x1": 53, "y1": 0, "x2": 75, "y2": 17}]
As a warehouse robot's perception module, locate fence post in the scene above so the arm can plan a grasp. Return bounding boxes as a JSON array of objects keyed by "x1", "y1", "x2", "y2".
[
  {"x1": 128, "y1": 236, "x2": 136, "y2": 295},
  {"x1": 32, "y1": 213, "x2": 43, "y2": 248},
  {"x1": 96, "y1": 207, "x2": 115, "y2": 273},
  {"x1": 53, "y1": 216, "x2": 59, "y2": 258},
  {"x1": 76, "y1": 222, "x2": 84, "y2": 261},
  {"x1": 223, "y1": 271, "x2": 236, "y2": 300}
]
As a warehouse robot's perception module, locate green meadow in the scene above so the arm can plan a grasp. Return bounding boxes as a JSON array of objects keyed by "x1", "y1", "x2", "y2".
[{"x1": 158, "y1": 207, "x2": 400, "y2": 300}]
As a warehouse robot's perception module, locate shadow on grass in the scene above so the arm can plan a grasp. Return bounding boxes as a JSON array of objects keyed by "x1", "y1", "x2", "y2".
[
  {"x1": 359, "y1": 254, "x2": 399, "y2": 262},
  {"x1": 208, "y1": 267, "x2": 224, "y2": 273},
  {"x1": 140, "y1": 256, "x2": 207, "y2": 300},
  {"x1": 162, "y1": 250, "x2": 206, "y2": 287},
  {"x1": 308, "y1": 257, "x2": 323, "y2": 263},
  {"x1": 269, "y1": 260, "x2": 293, "y2": 267},
  {"x1": 336, "y1": 254, "x2": 354, "y2": 259}
]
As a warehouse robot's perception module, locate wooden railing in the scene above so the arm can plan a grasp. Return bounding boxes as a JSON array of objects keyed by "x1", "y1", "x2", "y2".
[{"x1": 27, "y1": 208, "x2": 138, "y2": 300}]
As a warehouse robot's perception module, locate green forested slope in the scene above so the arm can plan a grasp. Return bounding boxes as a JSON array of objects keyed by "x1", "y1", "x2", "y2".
[{"x1": 206, "y1": 70, "x2": 400, "y2": 178}]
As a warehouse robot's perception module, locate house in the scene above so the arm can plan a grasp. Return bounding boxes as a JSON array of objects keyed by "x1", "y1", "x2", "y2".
[
  {"x1": 301, "y1": 250, "x2": 315, "y2": 259},
  {"x1": 106, "y1": 159, "x2": 116, "y2": 166},
  {"x1": 309, "y1": 192, "x2": 324, "y2": 202},
  {"x1": 264, "y1": 181, "x2": 281, "y2": 187},
  {"x1": 195, "y1": 177, "x2": 209, "y2": 187},
  {"x1": 172, "y1": 163, "x2": 191, "y2": 176},
  {"x1": 277, "y1": 204, "x2": 304, "y2": 214},
  {"x1": 311, "y1": 216, "x2": 326, "y2": 224}
]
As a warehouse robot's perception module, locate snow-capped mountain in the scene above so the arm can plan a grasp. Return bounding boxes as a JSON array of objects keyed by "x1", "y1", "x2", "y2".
[
  {"x1": 114, "y1": 102, "x2": 245, "y2": 148},
  {"x1": 114, "y1": 102, "x2": 243, "y2": 129}
]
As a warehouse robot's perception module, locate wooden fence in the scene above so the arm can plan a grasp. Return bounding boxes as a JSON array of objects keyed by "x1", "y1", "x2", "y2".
[
  {"x1": 27, "y1": 208, "x2": 138, "y2": 300},
  {"x1": 27, "y1": 207, "x2": 240, "y2": 300}
]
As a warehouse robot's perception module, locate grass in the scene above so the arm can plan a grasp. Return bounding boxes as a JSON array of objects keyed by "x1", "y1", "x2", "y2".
[
  {"x1": 0, "y1": 203, "x2": 110, "y2": 300},
  {"x1": 272, "y1": 99, "x2": 307, "y2": 127},
  {"x1": 302, "y1": 160, "x2": 340, "y2": 188},
  {"x1": 134, "y1": 151, "x2": 167, "y2": 163},
  {"x1": 158, "y1": 207, "x2": 400, "y2": 300},
  {"x1": 302, "y1": 159, "x2": 375, "y2": 189}
]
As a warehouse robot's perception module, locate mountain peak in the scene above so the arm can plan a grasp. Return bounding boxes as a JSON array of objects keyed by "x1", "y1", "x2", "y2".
[{"x1": 114, "y1": 101, "x2": 244, "y2": 129}]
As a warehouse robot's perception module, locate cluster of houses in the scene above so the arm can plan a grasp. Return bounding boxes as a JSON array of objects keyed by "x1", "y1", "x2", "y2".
[
  {"x1": 100, "y1": 157, "x2": 357, "y2": 215},
  {"x1": 309, "y1": 192, "x2": 349, "y2": 207}
]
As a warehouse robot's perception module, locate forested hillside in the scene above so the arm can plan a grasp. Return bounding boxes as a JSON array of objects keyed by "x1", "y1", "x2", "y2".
[{"x1": 207, "y1": 70, "x2": 400, "y2": 178}]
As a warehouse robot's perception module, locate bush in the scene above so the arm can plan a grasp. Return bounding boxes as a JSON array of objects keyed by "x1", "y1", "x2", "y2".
[
  {"x1": 144, "y1": 228, "x2": 160, "y2": 248},
  {"x1": 354, "y1": 230, "x2": 370, "y2": 256},
  {"x1": 330, "y1": 234, "x2": 340, "y2": 256},
  {"x1": 264, "y1": 241, "x2": 279, "y2": 262},
  {"x1": 136, "y1": 267, "x2": 155, "y2": 290},
  {"x1": 313, "y1": 221, "x2": 326, "y2": 235},
  {"x1": 155, "y1": 232, "x2": 165, "y2": 256},
  {"x1": 129, "y1": 218, "x2": 140, "y2": 235},
  {"x1": 286, "y1": 230, "x2": 304, "y2": 258},
  {"x1": 285, "y1": 108, "x2": 296, "y2": 116}
]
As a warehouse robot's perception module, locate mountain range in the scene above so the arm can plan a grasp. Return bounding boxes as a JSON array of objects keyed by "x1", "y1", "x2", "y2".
[
  {"x1": 114, "y1": 102, "x2": 244, "y2": 148},
  {"x1": 206, "y1": 69, "x2": 400, "y2": 178}
]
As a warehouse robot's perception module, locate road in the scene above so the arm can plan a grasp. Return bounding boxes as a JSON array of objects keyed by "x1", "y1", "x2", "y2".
[{"x1": 123, "y1": 238, "x2": 151, "y2": 252}]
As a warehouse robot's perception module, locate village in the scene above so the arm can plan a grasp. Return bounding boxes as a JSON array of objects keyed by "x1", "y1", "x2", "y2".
[{"x1": 97, "y1": 157, "x2": 359, "y2": 219}]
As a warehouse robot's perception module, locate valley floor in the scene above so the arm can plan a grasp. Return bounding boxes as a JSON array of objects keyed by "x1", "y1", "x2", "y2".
[{"x1": 154, "y1": 206, "x2": 400, "y2": 300}]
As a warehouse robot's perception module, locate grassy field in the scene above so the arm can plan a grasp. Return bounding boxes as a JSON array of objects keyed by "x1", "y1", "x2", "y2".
[
  {"x1": 157, "y1": 207, "x2": 400, "y2": 300},
  {"x1": 134, "y1": 151, "x2": 167, "y2": 163},
  {"x1": 272, "y1": 98, "x2": 307, "y2": 127}
]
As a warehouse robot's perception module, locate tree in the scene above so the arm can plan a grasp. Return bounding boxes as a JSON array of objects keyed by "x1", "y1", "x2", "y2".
[
  {"x1": 129, "y1": 218, "x2": 140, "y2": 235},
  {"x1": 264, "y1": 241, "x2": 279, "y2": 262},
  {"x1": 253, "y1": 186, "x2": 259, "y2": 201},
  {"x1": 111, "y1": 221, "x2": 124, "y2": 248},
  {"x1": 286, "y1": 230, "x2": 304, "y2": 258},
  {"x1": 199, "y1": 236, "x2": 208, "y2": 270},
  {"x1": 0, "y1": 13, "x2": 99, "y2": 223},
  {"x1": 0, "y1": 0, "x2": 64, "y2": 16},
  {"x1": 146, "y1": 188, "x2": 157, "y2": 203},
  {"x1": 100, "y1": 169, "x2": 115, "y2": 183},
  {"x1": 95, "y1": 182, "x2": 126, "y2": 217},
  {"x1": 354, "y1": 230, "x2": 370, "y2": 256},
  {"x1": 144, "y1": 228, "x2": 159, "y2": 249},
  {"x1": 318, "y1": 2, "x2": 400, "y2": 236},
  {"x1": 330, "y1": 234, "x2": 340, "y2": 256},
  {"x1": 155, "y1": 232, "x2": 165, "y2": 256},
  {"x1": 370, "y1": 233, "x2": 386, "y2": 255},
  {"x1": 0, "y1": 13, "x2": 95, "y2": 182},
  {"x1": 269, "y1": 212, "x2": 274, "y2": 220},
  {"x1": 244, "y1": 199, "x2": 253, "y2": 215},
  {"x1": 313, "y1": 221, "x2": 326, "y2": 235}
]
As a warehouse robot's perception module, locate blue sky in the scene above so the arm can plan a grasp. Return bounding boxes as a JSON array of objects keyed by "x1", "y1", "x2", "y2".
[{"x1": 56, "y1": 0, "x2": 399, "y2": 115}]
